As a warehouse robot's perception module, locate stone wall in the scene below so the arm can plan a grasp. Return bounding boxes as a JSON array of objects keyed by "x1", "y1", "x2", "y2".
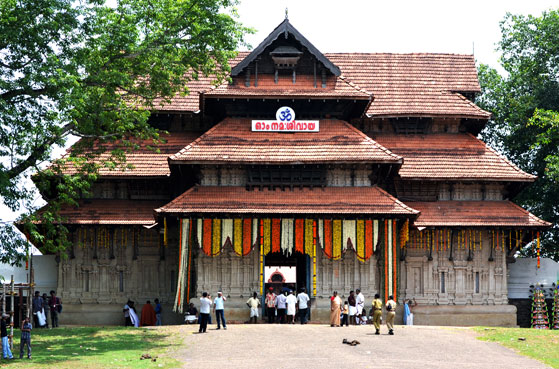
[
  {"x1": 401, "y1": 233, "x2": 509, "y2": 306},
  {"x1": 58, "y1": 226, "x2": 183, "y2": 325}
]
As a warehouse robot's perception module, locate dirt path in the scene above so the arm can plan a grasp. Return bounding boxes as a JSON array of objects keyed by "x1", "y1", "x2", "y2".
[{"x1": 172, "y1": 324, "x2": 550, "y2": 369}]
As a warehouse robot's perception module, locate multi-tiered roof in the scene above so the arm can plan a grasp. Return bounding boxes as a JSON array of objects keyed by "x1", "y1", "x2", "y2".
[{"x1": 50, "y1": 18, "x2": 548, "y2": 231}]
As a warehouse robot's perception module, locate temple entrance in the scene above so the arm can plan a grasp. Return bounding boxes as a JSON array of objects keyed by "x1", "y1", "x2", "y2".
[{"x1": 264, "y1": 252, "x2": 309, "y2": 294}]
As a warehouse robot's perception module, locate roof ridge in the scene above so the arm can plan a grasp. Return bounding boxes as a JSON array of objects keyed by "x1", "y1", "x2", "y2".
[
  {"x1": 467, "y1": 133, "x2": 536, "y2": 181},
  {"x1": 341, "y1": 121, "x2": 402, "y2": 162},
  {"x1": 338, "y1": 75, "x2": 373, "y2": 96},
  {"x1": 168, "y1": 121, "x2": 225, "y2": 161},
  {"x1": 452, "y1": 92, "x2": 491, "y2": 117},
  {"x1": 373, "y1": 186, "x2": 420, "y2": 214}
]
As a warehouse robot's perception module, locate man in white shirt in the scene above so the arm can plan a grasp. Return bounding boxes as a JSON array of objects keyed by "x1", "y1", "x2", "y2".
[
  {"x1": 213, "y1": 291, "x2": 227, "y2": 330},
  {"x1": 246, "y1": 292, "x2": 260, "y2": 324},
  {"x1": 199, "y1": 292, "x2": 212, "y2": 333},
  {"x1": 355, "y1": 289, "x2": 365, "y2": 324},
  {"x1": 296, "y1": 288, "x2": 310, "y2": 324},
  {"x1": 285, "y1": 290, "x2": 297, "y2": 324},
  {"x1": 276, "y1": 292, "x2": 287, "y2": 324}
]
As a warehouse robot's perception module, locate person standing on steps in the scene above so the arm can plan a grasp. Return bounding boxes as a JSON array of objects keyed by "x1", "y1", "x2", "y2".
[
  {"x1": 385, "y1": 295, "x2": 397, "y2": 335},
  {"x1": 372, "y1": 293, "x2": 383, "y2": 335}
]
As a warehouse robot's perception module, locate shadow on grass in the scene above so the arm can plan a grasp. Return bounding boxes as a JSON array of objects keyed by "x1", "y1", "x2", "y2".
[{"x1": 2, "y1": 326, "x2": 172, "y2": 366}]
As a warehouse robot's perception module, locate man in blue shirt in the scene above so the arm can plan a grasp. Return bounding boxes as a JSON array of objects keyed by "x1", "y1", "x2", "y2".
[
  {"x1": 154, "y1": 298, "x2": 162, "y2": 326},
  {"x1": 213, "y1": 291, "x2": 227, "y2": 330}
]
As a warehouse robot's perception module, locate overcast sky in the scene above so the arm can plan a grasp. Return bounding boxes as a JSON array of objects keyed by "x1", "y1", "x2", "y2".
[
  {"x1": 3, "y1": 1, "x2": 557, "y2": 231},
  {"x1": 235, "y1": 0, "x2": 557, "y2": 71}
]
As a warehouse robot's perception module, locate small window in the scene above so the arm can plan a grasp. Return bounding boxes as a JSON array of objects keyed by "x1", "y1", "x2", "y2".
[{"x1": 440, "y1": 272, "x2": 446, "y2": 293}]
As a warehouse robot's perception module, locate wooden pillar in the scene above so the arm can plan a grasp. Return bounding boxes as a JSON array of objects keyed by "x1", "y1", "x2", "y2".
[
  {"x1": 133, "y1": 227, "x2": 139, "y2": 260},
  {"x1": 109, "y1": 227, "x2": 115, "y2": 259},
  {"x1": 93, "y1": 227, "x2": 98, "y2": 259}
]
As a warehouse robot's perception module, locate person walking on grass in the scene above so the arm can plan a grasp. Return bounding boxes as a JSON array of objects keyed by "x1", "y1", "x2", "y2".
[
  {"x1": 213, "y1": 291, "x2": 227, "y2": 330},
  {"x1": 1, "y1": 314, "x2": 13, "y2": 360},
  {"x1": 199, "y1": 292, "x2": 212, "y2": 333},
  {"x1": 386, "y1": 295, "x2": 397, "y2": 335},
  {"x1": 246, "y1": 292, "x2": 260, "y2": 324},
  {"x1": 372, "y1": 293, "x2": 383, "y2": 335},
  {"x1": 19, "y1": 317, "x2": 32, "y2": 359}
]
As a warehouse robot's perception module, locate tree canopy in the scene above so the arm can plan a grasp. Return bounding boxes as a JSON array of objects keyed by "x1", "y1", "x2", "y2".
[
  {"x1": 0, "y1": 0, "x2": 250, "y2": 264},
  {"x1": 477, "y1": 9, "x2": 559, "y2": 260}
]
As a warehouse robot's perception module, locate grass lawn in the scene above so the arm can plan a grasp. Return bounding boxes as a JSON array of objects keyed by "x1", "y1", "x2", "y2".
[
  {"x1": 0, "y1": 326, "x2": 183, "y2": 368},
  {"x1": 475, "y1": 327, "x2": 559, "y2": 368}
]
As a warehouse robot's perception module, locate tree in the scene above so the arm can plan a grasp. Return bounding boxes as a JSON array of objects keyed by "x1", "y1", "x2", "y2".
[
  {"x1": 0, "y1": 0, "x2": 250, "y2": 264},
  {"x1": 477, "y1": 9, "x2": 559, "y2": 260}
]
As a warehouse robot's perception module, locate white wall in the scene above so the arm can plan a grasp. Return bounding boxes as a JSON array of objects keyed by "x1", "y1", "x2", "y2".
[
  {"x1": 508, "y1": 257, "x2": 559, "y2": 299},
  {"x1": 0, "y1": 255, "x2": 57, "y2": 293}
]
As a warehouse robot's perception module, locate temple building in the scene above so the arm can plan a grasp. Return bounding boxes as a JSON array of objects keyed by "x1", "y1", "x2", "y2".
[{"x1": 38, "y1": 19, "x2": 550, "y2": 325}]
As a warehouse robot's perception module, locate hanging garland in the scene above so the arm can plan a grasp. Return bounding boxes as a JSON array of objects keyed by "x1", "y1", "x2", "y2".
[{"x1": 399, "y1": 219, "x2": 409, "y2": 249}]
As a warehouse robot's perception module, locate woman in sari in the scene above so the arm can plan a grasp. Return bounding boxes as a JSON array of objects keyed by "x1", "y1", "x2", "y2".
[{"x1": 330, "y1": 291, "x2": 342, "y2": 327}]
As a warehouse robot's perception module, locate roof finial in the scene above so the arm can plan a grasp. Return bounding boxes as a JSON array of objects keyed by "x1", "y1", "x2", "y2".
[{"x1": 285, "y1": 7, "x2": 288, "y2": 20}]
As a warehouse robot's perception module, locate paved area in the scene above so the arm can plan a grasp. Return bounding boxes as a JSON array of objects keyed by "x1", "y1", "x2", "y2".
[{"x1": 174, "y1": 324, "x2": 550, "y2": 369}]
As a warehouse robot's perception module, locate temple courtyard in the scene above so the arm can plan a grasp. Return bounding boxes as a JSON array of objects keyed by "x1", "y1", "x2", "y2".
[{"x1": 4, "y1": 324, "x2": 556, "y2": 368}]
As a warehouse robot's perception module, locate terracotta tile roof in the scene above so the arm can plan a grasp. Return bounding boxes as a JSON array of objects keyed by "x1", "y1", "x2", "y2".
[
  {"x1": 408, "y1": 201, "x2": 551, "y2": 228},
  {"x1": 59, "y1": 132, "x2": 201, "y2": 177},
  {"x1": 372, "y1": 133, "x2": 535, "y2": 182},
  {"x1": 157, "y1": 53, "x2": 489, "y2": 119},
  {"x1": 47, "y1": 200, "x2": 164, "y2": 225},
  {"x1": 169, "y1": 118, "x2": 401, "y2": 164},
  {"x1": 326, "y1": 53, "x2": 489, "y2": 118},
  {"x1": 155, "y1": 185, "x2": 419, "y2": 216},
  {"x1": 203, "y1": 74, "x2": 372, "y2": 99}
]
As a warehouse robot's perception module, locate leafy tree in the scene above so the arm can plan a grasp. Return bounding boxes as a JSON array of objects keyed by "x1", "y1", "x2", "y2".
[
  {"x1": 477, "y1": 9, "x2": 559, "y2": 260},
  {"x1": 0, "y1": 0, "x2": 250, "y2": 264}
]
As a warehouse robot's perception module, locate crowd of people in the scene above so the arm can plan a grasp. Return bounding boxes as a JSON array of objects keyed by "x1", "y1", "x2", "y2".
[
  {"x1": 31, "y1": 290, "x2": 61, "y2": 329},
  {"x1": 188, "y1": 287, "x2": 417, "y2": 336},
  {"x1": 123, "y1": 298, "x2": 162, "y2": 327}
]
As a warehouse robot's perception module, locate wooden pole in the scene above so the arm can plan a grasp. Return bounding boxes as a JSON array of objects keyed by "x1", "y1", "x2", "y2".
[{"x1": 10, "y1": 276, "x2": 14, "y2": 350}]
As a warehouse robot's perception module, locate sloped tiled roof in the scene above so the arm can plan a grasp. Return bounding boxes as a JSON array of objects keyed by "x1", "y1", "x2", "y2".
[
  {"x1": 326, "y1": 53, "x2": 489, "y2": 118},
  {"x1": 372, "y1": 133, "x2": 535, "y2": 182},
  {"x1": 157, "y1": 53, "x2": 489, "y2": 119},
  {"x1": 155, "y1": 186, "x2": 419, "y2": 216},
  {"x1": 409, "y1": 201, "x2": 551, "y2": 227},
  {"x1": 203, "y1": 74, "x2": 372, "y2": 99},
  {"x1": 46, "y1": 200, "x2": 164, "y2": 225},
  {"x1": 59, "y1": 132, "x2": 201, "y2": 177},
  {"x1": 169, "y1": 118, "x2": 401, "y2": 164}
]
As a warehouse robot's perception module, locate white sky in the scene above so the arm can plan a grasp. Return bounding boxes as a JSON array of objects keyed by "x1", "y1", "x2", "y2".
[
  {"x1": 2, "y1": 1, "x2": 557, "y2": 242},
  {"x1": 236, "y1": 0, "x2": 558, "y2": 71}
]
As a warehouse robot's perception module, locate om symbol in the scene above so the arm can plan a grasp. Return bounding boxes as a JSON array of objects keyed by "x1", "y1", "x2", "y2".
[
  {"x1": 276, "y1": 106, "x2": 295, "y2": 122},
  {"x1": 279, "y1": 109, "x2": 292, "y2": 121}
]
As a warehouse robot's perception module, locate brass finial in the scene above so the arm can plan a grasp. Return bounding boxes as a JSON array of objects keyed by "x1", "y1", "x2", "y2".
[{"x1": 285, "y1": 7, "x2": 288, "y2": 20}]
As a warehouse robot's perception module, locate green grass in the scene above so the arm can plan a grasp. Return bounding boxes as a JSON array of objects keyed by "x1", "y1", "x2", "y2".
[
  {"x1": 475, "y1": 327, "x2": 559, "y2": 368},
  {"x1": 0, "y1": 326, "x2": 182, "y2": 368}
]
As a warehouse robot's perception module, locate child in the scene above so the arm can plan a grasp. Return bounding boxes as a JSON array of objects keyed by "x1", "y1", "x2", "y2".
[
  {"x1": 341, "y1": 301, "x2": 349, "y2": 327},
  {"x1": 20, "y1": 317, "x2": 32, "y2": 359}
]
